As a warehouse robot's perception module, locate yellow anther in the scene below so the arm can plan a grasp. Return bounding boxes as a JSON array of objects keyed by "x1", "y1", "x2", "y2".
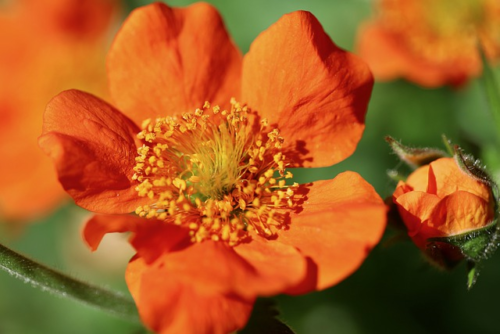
[
  {"x1": 132, "y1": 99, "x2": 299, "y2": 246},
  {"x1": 221, "y1": 225, "x2": 230, "y2": 241},
  {"x1": 141, "y1": 118, "x2": 152, "y2": 129},
  {"x1": 173, "y1": 178, "x2": 187, "y2": 191},
  {"x1": 189, "y1": 175, "x2": 200, "y2": 183}
]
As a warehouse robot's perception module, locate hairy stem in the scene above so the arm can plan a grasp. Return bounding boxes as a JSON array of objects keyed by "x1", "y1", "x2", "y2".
[{"x1": 0, "y1": 243, "x2": 141, "y2": 324}]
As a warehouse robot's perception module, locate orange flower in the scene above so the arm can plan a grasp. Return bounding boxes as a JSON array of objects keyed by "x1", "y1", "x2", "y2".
[
  {"x1": 39, "y1": 3, "x2": 386, "y2": 333},
  {"x1": 356, "y1": 0, "x2": 500, "y2": 87},
  {"x1": 0, "y1": 0, "x2": 118, "y2": 220},
  {"x1": 393, "y1": 157, "x2": 495, "y2": 250}
]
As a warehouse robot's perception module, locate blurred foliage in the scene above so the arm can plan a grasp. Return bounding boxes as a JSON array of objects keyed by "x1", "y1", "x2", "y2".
[{"x1": 2, "y1": 0, "x2": 500, "y2": 333}]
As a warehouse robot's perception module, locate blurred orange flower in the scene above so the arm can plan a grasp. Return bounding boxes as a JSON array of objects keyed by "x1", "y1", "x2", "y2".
[
  {"x1": 39, "y1": 3, "x2": 386, "y2": 333},
  {"x1": 393, "y1": 157, "x2": 495, "y2": 250},
  {"x1": 357, "y1": 0, "x2": 500, "y2": 87},
  {"x1": 0, "y1": 0, "x2": 118, "y2": 220}
]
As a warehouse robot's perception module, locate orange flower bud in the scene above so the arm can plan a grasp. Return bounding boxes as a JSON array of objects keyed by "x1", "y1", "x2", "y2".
[{"x1": 393, "y1": 157, "x2": 495, "y2": 253}]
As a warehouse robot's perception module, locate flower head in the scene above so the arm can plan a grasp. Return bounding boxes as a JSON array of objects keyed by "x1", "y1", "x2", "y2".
[
  {"x1": 0, "y1": 0, "x2": 118, "y2": 220},
  {"x1": 393, "y1": 157, "x2": 495, "y2": 252},
  {"x1": 39, "y1": 3, "x2": 386, "y2": 333},
  {"x1": 356, "y1": 0, "x2": 500, "y2": 87}
]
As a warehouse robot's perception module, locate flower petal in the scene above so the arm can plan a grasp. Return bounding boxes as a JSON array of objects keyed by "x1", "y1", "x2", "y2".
[
  {"x1": 83, "y1": 214, "x2": 142, "y2": 251},
  {"x1": 356, "y1": 23, "x2": 404, "y2": 82},
  {"x1": 85, "y1": 213, "x2": 306, "y2": 297},
  {"x1": 0, "y1": 153, "x2": 67, "y2": 220},
  {"x1": 405, "y1": 164, "x2": 430, "y2": 192},
  {"x1": 39, "y1": 89, "x2": 147, "y2": 214},
  {"x1": 126, "y1": 255, "x2": 253, "y2": 334},
  {"x1": 129, "y1": 219, "x2": 191, "y2": 264},
  {"x1": 107, "y1": 2, "x2": 242, "y2": 125},
  {"x1": 394, "y1": 191, "x2": 441, "y2": 248},
  {"x1": 242, "y1": 11, "x2": 373, "y2": 168},
  {"x1": 428, "y1": 191, "x2": 494, "y2": 236},
  {"x1": 277, "y1": 172, "x2": 387, "y2": 292},
  {"x1": 428, "y1": 158, "x2": 493, "y2": 202},
  {"x1": 233, "y1": 235, "x2": 307, "y2": 296},
  {"x1": 356, "y1": 22, "x2": 475, "y2": 87}
]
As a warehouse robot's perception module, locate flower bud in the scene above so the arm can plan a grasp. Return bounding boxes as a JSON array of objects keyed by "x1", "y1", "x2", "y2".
[{"x1": 393, "y1": 157, "x2": 497, "y2": 273}]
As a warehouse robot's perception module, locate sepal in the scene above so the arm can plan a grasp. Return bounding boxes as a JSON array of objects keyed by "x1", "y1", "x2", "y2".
[
  {"x1": 453, "y1": 145, "x2": 498, "y2": 195},
  {"x1": 385, "y1": 136, "x2": 447, "y2": 169},
  {"x1": 239, "y1": 299, "x2": 295, "y2": 334},
  {"x1": 426, "y1": 220, "x2": 499, "y2": 288}
]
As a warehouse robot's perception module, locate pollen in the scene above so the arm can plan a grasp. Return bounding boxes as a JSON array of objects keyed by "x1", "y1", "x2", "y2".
[{"x1": 132, "y1": 99, "x2": 300, "y2": 246}]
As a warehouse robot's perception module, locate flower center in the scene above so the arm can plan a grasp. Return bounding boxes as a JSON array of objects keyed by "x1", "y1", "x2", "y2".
[{"x1": 132, "y1": 99, "x2": 300, "y2": 246}]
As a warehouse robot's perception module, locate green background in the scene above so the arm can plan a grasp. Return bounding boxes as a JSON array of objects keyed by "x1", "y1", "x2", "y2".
[{"x1": 2, "y1": 0, "x2": 500, "y2": 333}]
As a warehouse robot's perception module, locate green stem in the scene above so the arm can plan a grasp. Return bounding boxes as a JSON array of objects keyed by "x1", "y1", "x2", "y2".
[
  {"x1": 0, "y1": 243, "x2": 141, "y2": 324},
  {"x1": 479, "y1": 47, "x2": 500, "y2": 145}
]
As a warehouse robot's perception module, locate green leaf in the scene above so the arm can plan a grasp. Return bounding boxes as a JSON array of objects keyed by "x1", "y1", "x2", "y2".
[
  {"x1": 385, "y1": 136, "x2": 447, "y2": 168},
  {"x1": 0, "y1": 243, "x2": 142, "y2": 324},
  {"x1": 239, "y1": 299, "x2": 296, "y2": 334}
]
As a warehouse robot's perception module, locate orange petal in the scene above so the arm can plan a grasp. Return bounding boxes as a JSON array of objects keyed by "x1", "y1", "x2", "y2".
[
  {"x1": 39, "y1": 89, "x2": 147, "y2": 214},
  {"x1": 394, "y1": 191, "x2": 440, "y2": 248},
  {"x1": 0, "y1": 151, "x2": 67, "y2": 220},
  {"x1": 405, "y1": 164, "x2": 430, "y2": 192},
  {"x1": 428, "y1": 191, "x2": 494, "y2": 237},
  {"x1": 233, "y1": 235, "x2": 307, "y2": 296},
  {"x1": 356, "y1": 22, "x2": 475, "y2": 88},
  {"x1": 428, "y1": 158, "x2": 493, "y2": 202},
  {"x1": 84, "y1": 214, "x2": 191, "y2": 263},
  {"x1": 136, "y1": 239, "x2": 298, "y2": 300},
  {"x1": 17, "y1": 0, "x2": 118, "y2": 42},
  {"x1": 356, "y1": 23, "x2": 404, "y2": 82},
  {"x1": 393, "y1": 180, "x2": 412, "y2": 199},
  {"x1": 107, "y1": 2, "x2": 242, "y2": 125},
  {"x1": 126, "y1": 255, "x2": 253, "y2": 334},
  {"x1": 277, "y1": 172, "x2": 387, "y2": 292},
  {"x1": 242, "y1": 11, "x2": 372, "y2": 168},
  {"x1": 129, "y1": 219, "x2": 191, "y2": 264},
  {"x1": 128, "y1": 219, "x2": 306, "y2": 297},
  {"x1": 83, "y1": 214, "x2": 142, "y2": 251}
]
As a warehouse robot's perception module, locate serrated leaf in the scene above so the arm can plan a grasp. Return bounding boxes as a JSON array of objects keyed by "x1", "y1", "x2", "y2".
[
  {"x1": 385, "y1": 136, "x2": 447, "y2": 168},
  {"x1": 239, "y1": 299, "x2": 295, "y2": 334}
]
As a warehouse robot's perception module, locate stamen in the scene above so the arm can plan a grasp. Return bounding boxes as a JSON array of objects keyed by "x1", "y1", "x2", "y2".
[{"x1": 132, "y1": 99, "x2": 300, "y2": 246}]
